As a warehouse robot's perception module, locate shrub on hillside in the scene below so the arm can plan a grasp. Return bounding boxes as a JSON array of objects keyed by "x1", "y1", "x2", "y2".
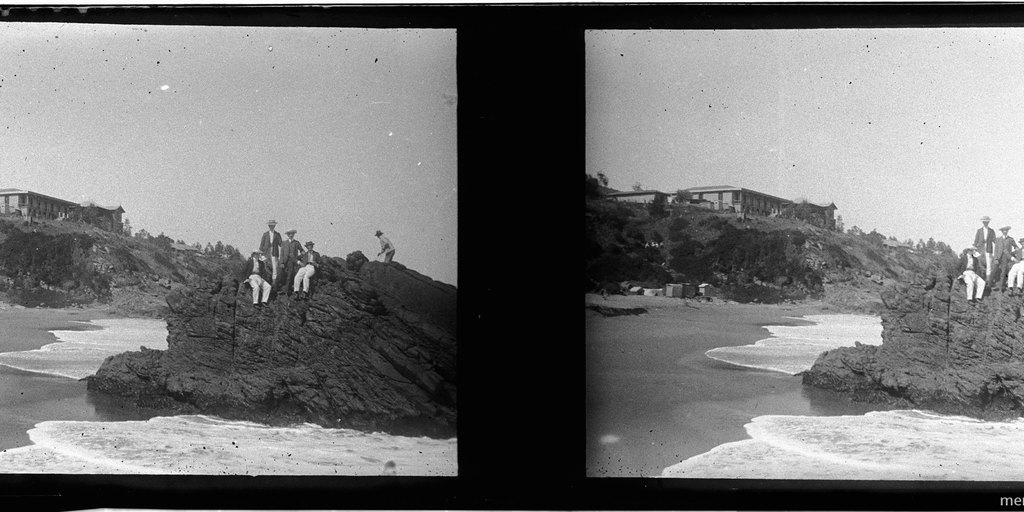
[
  {"x1": 667, "y1": 235, "x2": 709, "y2": 280},
  {"x1": 585, "y1": 253, "x2": 671, "y2": 289},
  {"x1": 0, "y1": 231, "x2": 112, "y2": 301},
  {"x1": 0, "y1": 231, "x2": 93, "y2": 286},
  {"x1": 698, "y1": 216, "x2": 731, "y2": 231},
  {"x1": 152, "y1": 250, "x2": 175, "y2": 270},
  {"x1": 669, "y1": 217, "x2": 690, "y2": 233},
  {"x1": 707, "y1": 227, "x2": 822, "y2": 291}
]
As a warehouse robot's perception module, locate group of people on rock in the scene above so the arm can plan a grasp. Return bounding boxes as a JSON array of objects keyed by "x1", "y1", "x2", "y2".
[
  {"x1": 958, "y1": 215, "x2": 1024, "y2": 302},
  {"x1": 240, "y1": 219, "x2": 397, "y2": 308}
]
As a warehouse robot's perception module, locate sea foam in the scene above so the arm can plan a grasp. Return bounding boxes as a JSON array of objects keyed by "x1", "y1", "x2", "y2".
[
  {"x1": 0, "y1": 414, "x2": 457, "y2": 475},
  {"x1": 704, "y1": 314, "x2": 882, "y2": 375},
  {"x1": 0, "y1": 318, "x2": 167, "y2": 379},
  {"x1": 662, "y1": 410, "x2": 1024, "y2": 480}
]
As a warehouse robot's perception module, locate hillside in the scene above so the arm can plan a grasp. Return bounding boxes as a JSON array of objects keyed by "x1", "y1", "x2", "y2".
[
  {"x1": 0, "y1": 216, "x2": 241, "y2": 316},
  {"x1": 585, "y1": 197, "x2": 958, "y2": 313}
]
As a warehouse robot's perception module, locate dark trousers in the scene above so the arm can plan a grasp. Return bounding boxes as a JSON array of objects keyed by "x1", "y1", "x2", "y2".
[
  {"x1": 995, "y1": 255, "x2": 1012, "y2": 290},
  {"x1": 278, "y1": 259, "x2": 298, "y2": 293}
]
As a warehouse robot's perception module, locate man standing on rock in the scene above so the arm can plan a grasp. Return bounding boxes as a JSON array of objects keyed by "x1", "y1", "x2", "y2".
[
  {"x1": 992, "y1": 226, "x2": 1019, "y2": 292},
  {"x1": 375, "y1": 230, "x2": 395, "y2": 264},
  {"x1": 241, "y1": 250, "x2": 272, "y2": 308},
  {"x1": 293, "y1": 241, "x2": 319, "y2": 299},
  {"x1": 958, "y1": 247, "x2": 987, "y2": 303},
  {"x1": 974, "y1": 216, "x2": 996, "y2": 283},
  {"x1": 260, "y1": 219, "x2": 283, "y2": 289},
  {"x1": 279, "y1": 229, "x2": 305, "y2": 296}
]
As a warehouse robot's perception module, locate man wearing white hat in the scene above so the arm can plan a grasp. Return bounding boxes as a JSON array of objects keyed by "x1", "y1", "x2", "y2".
[
  {"x1": 958, "y1": 247, "x2": 986, "y2": 303},
  {"x1": 974, "y1": 216, "x2": 996, "y2": 283},
  {"x1": 259, "y1": 219, "x2": 283, "y2": 289},
  {"x1": 240, "y1": 250, "x2": 272, "y2": 308},
  {"x1": 293, "y1": 241, "x2": 320, "y2": 299},
  {"x1": 278, "y1": 229, "x2": 305, "y2": 296},
  {"x1": 993, "y1": 226, "x2": 1020, "y2": 292}
]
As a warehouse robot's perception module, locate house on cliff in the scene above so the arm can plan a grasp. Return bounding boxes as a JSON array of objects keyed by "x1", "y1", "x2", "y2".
[
  {"x1": 681, "y1": 185, "x2": 790, "y2": 216},
  {"x1": 72, "y1": 202, "x2": 126, "y2": 233},
  {"x1": 0, "y1": 188, "x2": 126, "y2": 232},
  {"x1": 0, "y1": 188, "x2": 79, "y2": 220},
  {"x1": 606, "y1": 189, "x2": 668, "y2": 204}
]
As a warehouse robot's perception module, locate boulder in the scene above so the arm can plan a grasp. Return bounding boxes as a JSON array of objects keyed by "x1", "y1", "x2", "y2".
[
  {"x1": 87, "y1": 256, "x2": 456, "y2": 438},
  {"x1": 803, "y1": 273, "x2": 1024, "y2": 419}
]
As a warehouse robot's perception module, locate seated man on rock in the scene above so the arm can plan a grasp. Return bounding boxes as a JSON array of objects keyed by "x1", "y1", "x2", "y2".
[
  {"x1": 293, "y1": 241, "x2": 319, "y2": 300},
  {"x1": 958, "y1": 247, "x2": 986, "y2": 303},
  {"x1": 240, "y1": 250, "x2": 272, "y2": 308},
  {"x1": 1009, "y1": 238, "x2": 1024, "y2": 297}
]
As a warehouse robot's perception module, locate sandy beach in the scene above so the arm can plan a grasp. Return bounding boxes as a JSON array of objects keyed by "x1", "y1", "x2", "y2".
[
  {"x1": 585, "y1": 294, "x2": 879, "y2": 477},
  {"x1": 0, "y1": 305, "x2": 135, "y2": 452}
]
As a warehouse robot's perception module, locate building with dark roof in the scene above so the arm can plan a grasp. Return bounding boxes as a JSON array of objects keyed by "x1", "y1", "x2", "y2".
[
  {"x1": 0, "y1": 188, "x2": 79, "y2": 220},
  {"x1": 681, "y1": 185, "x2": 791, "y2": 216},
  {"x1": 605, "y1": 189, "x2": 668, "y2": 204}
]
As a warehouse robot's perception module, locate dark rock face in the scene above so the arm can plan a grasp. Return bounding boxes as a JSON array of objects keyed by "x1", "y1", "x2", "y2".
[
  {"x1": 803, "y1": 273, "x2": 1024, "y2": 419},
  {"x1": 586, "y1": 305, "x2": 647, "y2": 317},
  {"x1": 87, "y1": 252, "x2": 456, "y2": 438}
]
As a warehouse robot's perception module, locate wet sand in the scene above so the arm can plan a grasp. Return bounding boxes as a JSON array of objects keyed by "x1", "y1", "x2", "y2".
[
  {"x1": 0, "y1": 306, "x2": 131, "y2": 452},
  {"x1": 585, "y1": 294, "x2": 878, "y2": 477}
]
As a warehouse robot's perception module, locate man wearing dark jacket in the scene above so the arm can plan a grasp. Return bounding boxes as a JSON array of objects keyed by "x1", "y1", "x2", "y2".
[
  {"x1": 240, "y1": 250, "x2": 272, "y2": 307},
  {"x1": 259, "y1": 219, "x2": 283, "y2": 289},
  {"x1": 992, "y1": 226, "x2": 1019, "y2": 292},
  {"x1": 958, "y1": 247, "x2": 986, "y2": 303},
  {"x1": 278, "y1": 229, "x2": 305, "y2": 295},
  {"x1": 293, "y1": 241, "x2": 319, "y2": 299},
  {"x1": 974, "y1": 216, "x2": 996, "y2": 282}
]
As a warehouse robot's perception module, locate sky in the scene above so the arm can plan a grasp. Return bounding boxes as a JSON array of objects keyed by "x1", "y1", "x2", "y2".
[
  {"x1": 587, "y1": 28, "x2": 1024, "y2": 252},
  {"x1": 0, "y1": 23, "x2": 457, "y2": 286}
]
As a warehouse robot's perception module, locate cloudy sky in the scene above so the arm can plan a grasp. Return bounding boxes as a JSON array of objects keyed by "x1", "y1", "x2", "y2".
[
  {"x1": 0, "y1": 23, "x2": 457, "y2": 285},
  {"x1": 588, "y1": 28, "x2": 1024, "y2": 251}
]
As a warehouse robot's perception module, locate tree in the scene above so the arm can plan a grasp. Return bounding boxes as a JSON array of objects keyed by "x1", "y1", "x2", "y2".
[
  {"x1": 648, "y1": 194, "x2": 668, "y2": 219},
  {"x1": 135, "y1": 228, "x2": 150, "y2": 240},
  {"x1": 926, "y1": 238, "x2": 936, "y2": 250},
  {"x1": 674, "y1": 189, "x2": 691, "y2": 204},
  {"x1": 214, "y1": 241, "x2": 224, "y2": 256},
  {"x1": 122, "y1": 218, "x2": 133, "y2": 237},
  {"x1": 835, "y1": 215, "x2": 844, "y2": 233},
  {"x1": 205, "y1": 242, "x2": 214, "y2": 254},
  {"x1": 848, "y1": 225, "x2": 863, "y2": 236},
  {"x1": 632, "y1": 182, "x2": 643, "y2": 192},
  {"x1": 597, "y1": 172, "x2": 609, "y2": 187},
  {"x1": 153, "y1": 233, "x2": 173, "y2": 250}
]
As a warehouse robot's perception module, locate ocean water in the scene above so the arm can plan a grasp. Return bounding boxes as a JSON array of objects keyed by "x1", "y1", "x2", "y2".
[
  {"x1": 665, "y1": 314, "x2": 1024, "y2": 480},
  {"x1": 0, "y1": 318, "x2": 168, "y2": 379},
  {"x1": 0, "y1": 318, "x2": 457, "y2": 475},
  {"x1": 704, "y1": 314, "x2": 883, "y2": 375}
]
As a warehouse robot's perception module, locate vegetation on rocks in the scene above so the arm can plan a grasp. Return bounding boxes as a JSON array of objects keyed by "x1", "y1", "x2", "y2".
[
  {"x1": 0, "y1": 216, "x2": 241, "y2": 314},
  {"x1": 585, "y1": 179, "x2": 956, "y2": 308}
]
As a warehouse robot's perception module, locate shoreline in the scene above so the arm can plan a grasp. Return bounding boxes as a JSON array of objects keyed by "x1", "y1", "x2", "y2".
[
  {"x1": 585, "y1": 293, "x2": 880, "y2": 477},
  {"x1": 0, "y1": 307, "x2": 165, "y2": 452},
  {"x1": 0, "y1": 304, "x2": 146, "y2": 355}
]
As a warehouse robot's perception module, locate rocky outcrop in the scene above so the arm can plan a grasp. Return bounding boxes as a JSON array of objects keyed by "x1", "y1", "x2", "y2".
[
  {"x1": 803, "y1": 273, "x2": 1024, "y2": 419},
  {"x1": 86, "y1": 252, "x2": 456, "y2": 438}
]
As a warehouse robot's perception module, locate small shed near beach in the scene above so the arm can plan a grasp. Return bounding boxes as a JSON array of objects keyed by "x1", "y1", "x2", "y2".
[{"x1": 698, "y1": 283, "x2": 718, "y2": 298}]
